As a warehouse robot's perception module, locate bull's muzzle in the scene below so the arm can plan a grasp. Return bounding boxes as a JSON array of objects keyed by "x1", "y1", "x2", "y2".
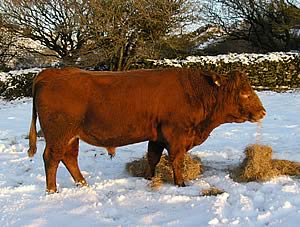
[{"x1": 250, "y1": 109, "x2": 266, "y2": 122}]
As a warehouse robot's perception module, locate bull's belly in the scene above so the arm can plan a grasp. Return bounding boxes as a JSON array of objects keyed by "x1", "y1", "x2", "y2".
[
  {"x1": 79, "y1": 133, "x2": 150, "y2": 147},
  {"x1": 80, "y1": 109, "x2": 158, "y2": 147},
  {"x1": 79, "y1": 125, "x2": 155, "y2": 147}
]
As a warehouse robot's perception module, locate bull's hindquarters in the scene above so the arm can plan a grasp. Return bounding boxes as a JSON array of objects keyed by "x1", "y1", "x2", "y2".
[{"x1": 43, "y1": 138, "x2": 88, "y2": 193}]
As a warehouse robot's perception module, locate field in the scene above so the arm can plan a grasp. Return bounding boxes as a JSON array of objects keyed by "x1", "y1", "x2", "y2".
[{"x1": 0, "y1": 90, "x2": 299, "y2": 226}]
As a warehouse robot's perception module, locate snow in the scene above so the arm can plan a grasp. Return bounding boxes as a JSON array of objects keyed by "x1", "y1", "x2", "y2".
[
  {"x1": 153, "y1": 52, "x2": 300, "y2": 67},
  {"x1": 0, "y1": 68, "x2": 42, "y2": 83},
  {"x1": 0, "y1": 90, "x2": 300, "y2": 226}
]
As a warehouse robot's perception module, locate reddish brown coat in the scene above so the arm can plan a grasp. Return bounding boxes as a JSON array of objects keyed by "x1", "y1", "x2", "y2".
[{"x1": 28, "y1": 67, "x2": 266, "y2": 192}]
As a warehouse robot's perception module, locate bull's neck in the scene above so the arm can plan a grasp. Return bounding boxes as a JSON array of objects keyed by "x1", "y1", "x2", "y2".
[
  {"x1": 194, "y1": 116, "x2": 222, "y2": 146},
  {"x1": 193, "y1": 90, "x2": 230, "y2": 146}
]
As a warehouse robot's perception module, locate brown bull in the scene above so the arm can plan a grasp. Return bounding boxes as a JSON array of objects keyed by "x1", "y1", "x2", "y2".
[{"x1": 27, "y1": 67, "x2": 266, "y2": 193}]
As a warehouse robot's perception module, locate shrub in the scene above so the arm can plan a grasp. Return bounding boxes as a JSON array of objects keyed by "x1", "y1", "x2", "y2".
[{"x1": 0, "y1": 71, "x2": 39, "y2": 100}]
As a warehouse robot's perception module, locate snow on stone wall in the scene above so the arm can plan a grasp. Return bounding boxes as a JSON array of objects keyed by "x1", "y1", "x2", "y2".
[{"x1": 136, "y1": 52, "x2": 300, "y2": 90}]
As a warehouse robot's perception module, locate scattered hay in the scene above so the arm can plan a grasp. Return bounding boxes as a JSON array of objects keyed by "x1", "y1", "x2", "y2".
[
  {"x1": 126, "y1": 154, "x2": 203, "y2": 187},
  {"x1": 148, "y1": 175, "x2": 163, "y2": 190},
  {"x1": 126, "y1": 156, "x2": 149, "y2": 178},
  {"x1": 201, "y1": 187, "x2": 225, "y2": 196},
  {"x1": 231, "y1": 144, "x2": 278, "y2": 182},
  {"x1": 272, "y1": 160, "x2": 300, "y2": 176},
  {"x1": 231, "y1": 144, "x2": 300, "y2": 182}
]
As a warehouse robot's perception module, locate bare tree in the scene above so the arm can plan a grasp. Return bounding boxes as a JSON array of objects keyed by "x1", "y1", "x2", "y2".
[
  {"x1": 205, "y1": 0, "x2": 300, "y2": 52},
  {"x1": 0, "y1": 0, "x2": 201, "y2": 69},
  {"x1": 83, "y1": 0, "x2": 197, "y2": 70},
  {"x1": 0, "y1": 15, "x2": 19, "y2": 70},
  {"x1": 0, "y1": 28, "x2": 17, "y2": 70},
  {"x1": 0, "y1": 0, "x2": 91, "y2": 66}
]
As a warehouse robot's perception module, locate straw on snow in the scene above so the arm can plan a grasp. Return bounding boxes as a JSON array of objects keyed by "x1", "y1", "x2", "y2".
[
  {"x1": 126, "y1": 154, "x2": 203, "y2": 188},
  {"x1": 231, "y1": 144, "x2": 300, "y2": 182}
]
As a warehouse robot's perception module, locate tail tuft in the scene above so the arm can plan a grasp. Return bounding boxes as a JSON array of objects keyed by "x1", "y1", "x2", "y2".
[{"x1": 28, "y1": 146, "x2": 37, "y2": 157}]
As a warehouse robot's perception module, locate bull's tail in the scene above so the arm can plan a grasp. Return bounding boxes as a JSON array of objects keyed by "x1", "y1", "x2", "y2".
[{"x1": 28, "y1": 84, "x2": 37, "y2": 158}]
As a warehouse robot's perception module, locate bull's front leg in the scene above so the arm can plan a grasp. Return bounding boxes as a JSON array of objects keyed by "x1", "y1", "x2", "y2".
[
  {"x1": 168, "y1": 144, "x2": 186, "y2": 187},
  {"x1": 146, "y1": 141, "x2": 164, "y2": 179},
  {"x1": 162, "y1": 126, "x2": 187, "y2": 187}
]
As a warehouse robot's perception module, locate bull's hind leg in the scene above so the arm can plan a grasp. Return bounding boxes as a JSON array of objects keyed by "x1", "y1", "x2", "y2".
[
  {"x1": 62, "y1": 138, "x2": 87, "y2": 187},
  {"x1": 146, "y1": 141, "x2": 164, "y2": 179},
  {"x1": 43, "y1": 145, "x2": 61, "y2": 193}
]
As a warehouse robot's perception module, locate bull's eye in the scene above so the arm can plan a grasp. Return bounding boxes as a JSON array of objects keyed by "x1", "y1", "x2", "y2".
[{"x1": 240, "y1": 93, "x2": 251, "y2": 99}]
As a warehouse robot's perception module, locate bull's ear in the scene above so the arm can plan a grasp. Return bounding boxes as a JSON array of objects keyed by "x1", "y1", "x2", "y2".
[
  {"x1": 210, "y1": 73, "x2": 227, "y2": 87},
  {"x1": 211, "y1": 74, "x2": 221, "y2": 87},
  {"x1": 203, "y1": 71, "x2": 227, "y2": 87}
]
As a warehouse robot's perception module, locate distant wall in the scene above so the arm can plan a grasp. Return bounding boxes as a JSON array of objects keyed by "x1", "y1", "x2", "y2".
[
  {"x1": 1, "y1": 53, "x2": 300, "y2": 100},
  {"x1": 134, "y1": 52, "x2": 300, "y2": 90}
]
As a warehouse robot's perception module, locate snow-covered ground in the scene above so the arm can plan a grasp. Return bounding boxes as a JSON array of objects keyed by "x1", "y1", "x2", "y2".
[{"x1": 0, "y1": 91, "x2": 300, "y2": 227}]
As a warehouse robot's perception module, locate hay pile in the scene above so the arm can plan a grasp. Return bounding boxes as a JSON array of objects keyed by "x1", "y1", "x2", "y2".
[
  {"x1": 126, "y1": 154, "x2": 202, "y2": 188},
  {"x1": 201, "y1": 187, "x2": 225, "y2": 196},
  {"x1": 231, "y1": 144, "x2": 300, "y2": 182}
]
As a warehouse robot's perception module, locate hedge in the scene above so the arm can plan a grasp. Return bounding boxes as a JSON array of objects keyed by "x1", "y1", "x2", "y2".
[{"x1": 0, "y1": 69, "x2": 41, "y2": 100}]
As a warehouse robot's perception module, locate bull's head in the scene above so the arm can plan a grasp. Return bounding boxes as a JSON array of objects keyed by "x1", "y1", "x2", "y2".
[{"x1": 212, "y1": 71, "x2": 266, "y2": 123}]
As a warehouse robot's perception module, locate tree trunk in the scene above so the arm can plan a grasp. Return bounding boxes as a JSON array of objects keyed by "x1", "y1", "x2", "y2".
[{"x1": 117, "y1": 45, "x2": 124, "y2": 71}]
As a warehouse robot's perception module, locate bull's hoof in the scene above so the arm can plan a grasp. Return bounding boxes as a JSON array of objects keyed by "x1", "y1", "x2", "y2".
[
  {"x1": 176, "y1": 182, "x2": 186, "y2": 187},
  {"x1": 75, "y1": 180, "x2": 88, "y2": 187},
  {"x1": 144, "y1": 176, "x2": 153, "y2": 181},
  {"x1": 144, "y1": 173, "x2": 155, "y2": 181},
  {"x1": 46, "y1": 189, "x2": 58, "y2": 195},
  {"x1": 144, "y1": 167, "x2": 155, "y2": 181}
]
